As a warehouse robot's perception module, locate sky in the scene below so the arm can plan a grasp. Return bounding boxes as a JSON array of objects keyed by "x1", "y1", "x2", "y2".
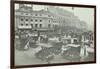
[{"x1": 15, "y1": 4, "x2": 94, "y2": 31}]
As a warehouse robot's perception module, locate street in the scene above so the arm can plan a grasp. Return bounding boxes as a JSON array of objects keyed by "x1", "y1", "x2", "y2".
[{"x1": 15, "y1": 47, "x2": 68, "y2": 65}]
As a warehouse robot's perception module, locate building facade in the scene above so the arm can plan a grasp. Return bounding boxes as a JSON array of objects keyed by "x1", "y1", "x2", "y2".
[
  {"x1": 15, "y1": 4, "x2": 87, "y2": 34},
  {"x1": 15, "y1": 4, "x2": 67, "y2": 32}
]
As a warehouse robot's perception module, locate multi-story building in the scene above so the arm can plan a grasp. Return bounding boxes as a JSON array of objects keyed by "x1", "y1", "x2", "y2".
[
  {"x1": 15, "y1": 4, "x2": 87, "y2": 34},
  {"x1": 15, "y1": 4, "x2": 65, "y2": 32}
]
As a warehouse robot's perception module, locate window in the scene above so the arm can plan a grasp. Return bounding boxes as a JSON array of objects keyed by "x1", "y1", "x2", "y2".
[
  {"x1": 21, "y1": 24, "x2": 23, "y2": 26},
  {"x1": 40, "y1": 20, "x2": 42, "y2": 22},
  {"x1": 67, "y1": 39, "x2": 71, "y2": 44},
  {"x1": 21, "y1": 12, "x2": 23, "y2": 15},
  {"x1": 48, "y1": 15, "x2": 51, "y2": 17},
  {"x1": 35, "y1": 19, "x2": 37, "y2": 22},
  {"x1": 26, "y1": 24, "x2": 28, "y2": 26},
  {"x1": 31, "y1": 19, "x2": 33, "y2": 21},
  {"x1": 53, "y1": 24, "x2": 55, "y2": 27},
  {"x1": 48, "y1": 24, "x2": 51, "y2": 28},
  {"x1": 53, "y1": 21, "x2": 56, "y2": 23},
  {"x1": 26, "y1": 19, "x2": 28, "y2": 21},
  {"x1": 21, "y1": 19, "x2": 23, "y2": 21},
  {"x1": 31, "y1": 24, "x2": 33, "y2": 26},
  {"x1": 26, "y1": 13, "x2": 28, "y2": 15},
  {"x1": 40, "y1": 24, "x2": 42, "y2": 28},
  {"x1": 49, "y1": 20, "x2": 50, "y2": 23},
  {"x1": 31, "y1": 24, "x2": 33, "y2": 28},
  {"x1": 35, "y1": 24, "x2": 38, "y2": 28},
  {"x1": 35, "y1": 14, "x2": 37, "y2": 16}
]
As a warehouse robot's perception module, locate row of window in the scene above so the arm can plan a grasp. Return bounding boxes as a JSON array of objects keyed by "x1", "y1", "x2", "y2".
[
  {"x1": 21, "y1": 19, "x2": 43, "y2": 22},
  {"x1": 21, "y1": 13, "x2": 51, "y2": 17},
  {"x1": 20, "y1": 18, "x2": 64, "y2": 23},
  {"x1": 20, "y1": 24, "x2": 51, "y2": 28},
  {"x1": 20, "y1": 19, "x2": 52, "y2": 23},
  {"x1": 20, "y1": 13, "x2": 66, "y2": 20}
]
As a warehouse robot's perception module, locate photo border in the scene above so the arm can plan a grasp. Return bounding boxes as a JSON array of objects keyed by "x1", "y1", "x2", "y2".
[{"x1": 10, "y1": 0, "x2": 96, "y2": 69}]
